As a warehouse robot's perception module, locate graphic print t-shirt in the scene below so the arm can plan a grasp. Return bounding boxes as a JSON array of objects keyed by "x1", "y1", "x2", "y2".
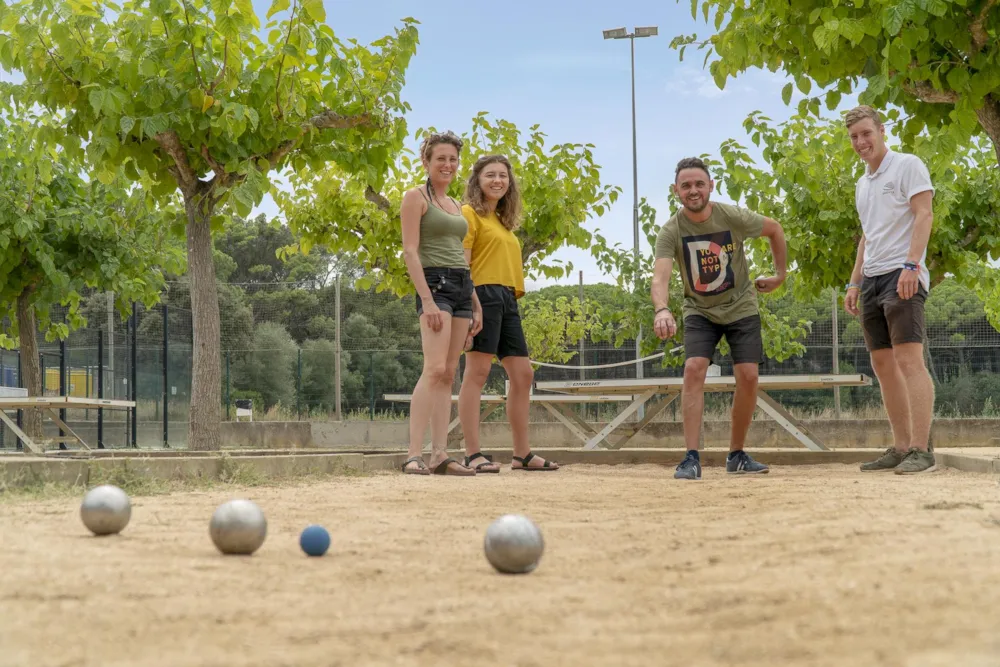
[{"x1": 654, "y1": 202, "x2": 765, "y2": 325}]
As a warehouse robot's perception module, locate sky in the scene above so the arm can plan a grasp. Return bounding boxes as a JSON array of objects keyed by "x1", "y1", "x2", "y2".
[{"x1": 242, "y1": 0, "x2": 862, "y2": 291}]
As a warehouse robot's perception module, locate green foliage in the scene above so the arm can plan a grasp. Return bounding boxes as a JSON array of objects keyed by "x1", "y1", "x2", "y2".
[
  {"x1": 231, "y1": 321, "x2": 298, "y2": 409},
  {"x1": 0, "y1": 0, "x2": 420, "y2": 212},
  {"x1": 672, "y1": 0, "x2": 1000, "y2": 156},
  {"x1": 0, "y1": 110, "x2": 180, "y2": 349},
  {"x1": 519, "y1": 295, "x2": 607, "y2": 364},
  {"x1": 705, "y1": 109, "x2": 1000, "y2": 325},
  {"x1": 217, "y1": 213, "x2": 336, "y2": 286},
  {"x1": 279, "y1": 113, "x2": 622, "y2": 295}
]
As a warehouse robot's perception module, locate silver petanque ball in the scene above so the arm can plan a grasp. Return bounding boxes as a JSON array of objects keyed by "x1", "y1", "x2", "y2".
[
  {"x1": 209, "y1": 499, "x2": 267, "y2": 556},
  {"x1": 80, "y1": 485, "x2": 132, "y2": 536},
  {"x1": 484, "y1": 514, "x2": 545, "y2": 574}
]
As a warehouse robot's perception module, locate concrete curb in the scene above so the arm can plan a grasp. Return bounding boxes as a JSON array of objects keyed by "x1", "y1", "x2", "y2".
[
  {"x1": 0, "y1": 452, "x2": 367, "y2": 490},
  {"x1": 2, "y1": 448, "x2": 996, "y2": 490}
]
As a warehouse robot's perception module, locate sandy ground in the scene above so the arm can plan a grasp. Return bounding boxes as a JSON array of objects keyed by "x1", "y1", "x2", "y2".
[{"x1": 1, "y1": 462, "x2": 1000, "y2": 667}]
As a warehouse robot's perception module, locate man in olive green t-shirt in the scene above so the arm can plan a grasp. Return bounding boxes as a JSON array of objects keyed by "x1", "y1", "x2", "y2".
[{"x1": 650, "y1": 157, "x2": 787, "y2": 480}]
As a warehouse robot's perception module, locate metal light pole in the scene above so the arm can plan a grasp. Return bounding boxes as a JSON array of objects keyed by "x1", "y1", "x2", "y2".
[{"x1": 604, "y1": 26, "x2": 657, "y2": 416}]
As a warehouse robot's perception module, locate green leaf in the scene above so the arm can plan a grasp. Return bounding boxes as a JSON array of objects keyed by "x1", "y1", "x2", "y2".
[
  {"x1": 946, "y1": 67, "x2": 970, "y2": 92},
  {"x1": 301, "y1": 0, "x2": 325, "y2": 22},
  {"x1": 266, "y1": 0, "x2": 290, "y2": 18},
  {"x1": 119, "y1": 116, "x2": 135, "y2": 136},
  {"x1": 781, "y1": 82, "x2": 793, "y2": 105},
  {"x1": 882, "y1": 0, "x2": 915, "y2": 36}
]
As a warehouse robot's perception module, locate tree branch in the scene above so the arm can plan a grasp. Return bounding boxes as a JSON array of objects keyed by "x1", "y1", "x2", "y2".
[
  {"x1": 154, "y1": 131, "x2": 199, "y2": 194},
  {"x1": 260, "y1": 110, "x2": 372, "y2": 166},
  {"x1": 364, "y1": 186, "x2": 391, "y2": 211},
  {"x1": 208, "y1": 40, "x2": 228, "y2": 94},
  {"x1": 903, "y1": 80, "x2": 960, "y2": 104},
  {"x1": 200, "y1": 144, "x2": 226, "y2": 180},
  {"x1": 971, "y1": 0, "x2": 997, "y2": 51},
  {"x1": 30, "y1": 23, "x2": 79, "y2": 87},
  {"x1": 275, "y1": 0, "x2": 298, "y2": 120},
  {"x1": 182, "y1": 2, "x2": 207, "y2": 90}
]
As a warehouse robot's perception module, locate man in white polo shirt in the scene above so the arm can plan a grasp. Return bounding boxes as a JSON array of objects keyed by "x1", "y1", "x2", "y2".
[{"x1": 843, "y1": 105, "x2": 936, "y2": 475}]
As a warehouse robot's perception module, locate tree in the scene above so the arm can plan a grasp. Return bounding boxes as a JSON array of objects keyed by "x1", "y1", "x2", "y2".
[
  {"x1": 216, "y1": 213, "x2": 336, "y2": 286},
  {"x1": 519, "y1": 295, "x2": 608, "y2": 365},
  {"x1": 1, "y1": 0, "x2": 419, "y2": 449},
  {"x1": 672, "y1": 0, "x2": 1000, "y2": 160},
  {"x1": 0, "y1": 111, "x2": 179, "y2": 439},
  {"x1": 707, "y1": 109, "x2": 1000, "y2": 328},
  {"x1": 279, "y1": 113, "x2": 622, "y2": 295}
]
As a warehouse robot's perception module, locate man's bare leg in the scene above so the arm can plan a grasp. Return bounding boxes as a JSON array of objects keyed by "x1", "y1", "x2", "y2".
[
  {"x1": 869, "y1": 348, "x2": 912, "y2": 452},
  {"x1": 893, "y1": 343, "x2": 934, "y2": 451}
]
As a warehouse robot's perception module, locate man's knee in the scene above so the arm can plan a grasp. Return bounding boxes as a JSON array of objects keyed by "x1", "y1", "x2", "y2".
[
  {"x1": 893, "y1": 344, "x2": 928, "y2": 377},
  {"x1": 683, "y1": 357, "x2": 710, "y2": 387},
  {"x1": 869, "y1": 349, "x2": 897, "y2": 377},
  {"x1": 733, "y1": 363, "x2": 758, "y2": 390}
]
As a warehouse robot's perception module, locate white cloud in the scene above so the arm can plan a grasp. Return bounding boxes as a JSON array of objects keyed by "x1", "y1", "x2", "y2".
[{"x1": 664, "y1": 67, "x2": 727, "y2": 99}]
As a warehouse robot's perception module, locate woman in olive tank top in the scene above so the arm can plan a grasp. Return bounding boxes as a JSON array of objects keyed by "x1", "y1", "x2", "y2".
[{"x1": 398, "y1": 131, "x2": 483, "y2": 476}]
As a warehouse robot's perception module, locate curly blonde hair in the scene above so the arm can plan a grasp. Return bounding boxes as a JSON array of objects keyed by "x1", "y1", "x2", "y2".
[{"x1": 463, "y1": 155, "x2": 522, "y2": 231}]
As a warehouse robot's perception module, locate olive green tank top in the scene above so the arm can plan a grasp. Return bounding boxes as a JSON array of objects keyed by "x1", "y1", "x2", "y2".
[{"x1": 418, "y1": 186, "x2": 468, "y2": 269}]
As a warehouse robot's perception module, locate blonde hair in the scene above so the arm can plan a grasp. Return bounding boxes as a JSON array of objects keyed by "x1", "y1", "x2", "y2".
[
  {"x1": 844, "y1": 105, "x2": 882, "y2": 129},
  {"x1": 464, "y1": 155, "x2": 523, "y2": 231}
]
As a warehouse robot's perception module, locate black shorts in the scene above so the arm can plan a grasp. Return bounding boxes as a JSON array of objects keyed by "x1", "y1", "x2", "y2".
[
  {"x1": 683, "y1": 313, "x2": 763, "y2": 365},
  {"x1": 415, "y1": 267, "x2": 473, "y2": 319},
  {"x1": 861, "y1": 268, "x2": 927, "y2": 351},
  {"x1": 469, "y1": 284, "x2": 529, "y2": 360}
]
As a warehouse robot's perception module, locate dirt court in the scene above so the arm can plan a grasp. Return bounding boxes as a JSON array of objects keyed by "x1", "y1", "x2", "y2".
[{"x1": 2, "y1": 461, "x2": 999, "y2": 667}]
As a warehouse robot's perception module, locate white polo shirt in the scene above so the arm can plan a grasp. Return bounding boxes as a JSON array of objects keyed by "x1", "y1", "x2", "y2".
[{"x1": 855, "y1": 149, "x2": 934, "y2": 290}]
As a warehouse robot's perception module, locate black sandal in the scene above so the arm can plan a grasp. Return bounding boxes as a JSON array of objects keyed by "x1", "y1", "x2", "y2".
[
  {"x1": 464, "y1": 452, "x2": 500, "y2": 474},
  {"x1": 432, "y1": 457, "x2": 475, "y2": 476},
  {"x1": 512, "y1": 452, "x2": 559, "y2": 471},
  {"x1": 401, "y1": 456, "x2": 430, "y2": 475}
]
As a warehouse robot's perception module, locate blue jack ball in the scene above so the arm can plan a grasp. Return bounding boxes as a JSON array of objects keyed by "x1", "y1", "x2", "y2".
[{"x1": 299, "y1": 525, "x2": 331, "y2": 557}]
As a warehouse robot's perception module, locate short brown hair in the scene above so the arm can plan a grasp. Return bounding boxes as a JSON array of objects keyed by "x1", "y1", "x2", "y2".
[
  {"x1": 844, "y1": 105, "x2": 882, "y2": 129},
  {"x1": 674, "y1": 157, "x2": 711, "y2": 182},
  {"x1": 419, "y1": 130, "x2": 463, "y2": 162}
]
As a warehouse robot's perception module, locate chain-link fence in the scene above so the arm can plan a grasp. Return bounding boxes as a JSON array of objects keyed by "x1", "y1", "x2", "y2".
[{"x1": 3, "y1": 279, "x2": 999, "y2": 450}]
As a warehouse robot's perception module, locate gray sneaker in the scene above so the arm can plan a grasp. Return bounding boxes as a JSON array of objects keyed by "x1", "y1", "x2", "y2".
[
  {"x1": 894, "y1": 448, "x2": 937, "y2": 475},
  {"x1": 860, "y1": 447, "x2": 906, "y2": 472}
]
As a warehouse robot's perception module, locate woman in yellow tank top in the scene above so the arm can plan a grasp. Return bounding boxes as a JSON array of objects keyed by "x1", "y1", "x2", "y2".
[
  {"x1": 398, "y1": 132, "x2": 483, "y2": 476},
  {"x1": 457, "y1": 155, "x2": 559, "y2": 472}
]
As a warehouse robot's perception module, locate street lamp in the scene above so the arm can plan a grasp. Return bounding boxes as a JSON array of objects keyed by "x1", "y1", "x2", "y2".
[{"x1": 604, "y1": 25, "x2": 658, "y2": 395}]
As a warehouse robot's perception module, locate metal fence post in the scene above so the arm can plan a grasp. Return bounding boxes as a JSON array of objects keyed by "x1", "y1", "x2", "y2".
[
  {"x1": 97, "y1": 329, "x2": 104, "y2": 449},
  {"x1": 131, "y1": 301, "x2": 138, "y2": 448},
  {"x1": 162, "y1": 303, "x2": 169, "y2": 448},
  {"x1": 369, "y1": 351, "x2": 375, "y2": 421},
  {"x1": 225, "y1": 351, "x2": 231, "y2": 421}
]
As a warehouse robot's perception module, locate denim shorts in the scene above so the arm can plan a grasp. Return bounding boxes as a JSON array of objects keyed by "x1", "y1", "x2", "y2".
[{"x1": 415, "y1": 267, "x2": 474, "y2": 319}]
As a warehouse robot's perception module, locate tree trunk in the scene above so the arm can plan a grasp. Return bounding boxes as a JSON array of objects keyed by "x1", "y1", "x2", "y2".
[
  {"x1": 15, "y1": 289, "x2": 44, "y2": 441},
  {"x1": 185, "y1": 196, "x2": 223, "y2": 451},
  {"x1": 977, "y1": 94, "x2": 1000, "y2": 163}
]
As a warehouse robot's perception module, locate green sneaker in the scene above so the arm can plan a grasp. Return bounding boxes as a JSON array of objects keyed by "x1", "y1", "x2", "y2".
[
  {"x1": 894, "y1": 448, "x2": 937, "y2": 475},
  {"x1": 860, "y1": 447, "x2": 906, "y2": 472}
]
